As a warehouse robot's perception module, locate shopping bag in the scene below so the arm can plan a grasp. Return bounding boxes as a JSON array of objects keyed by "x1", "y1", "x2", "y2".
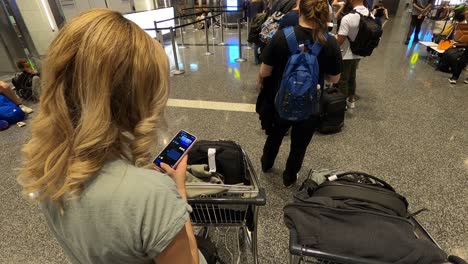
[{"x1": 438, "y1": 39, "x2": 454, "y2": 50}]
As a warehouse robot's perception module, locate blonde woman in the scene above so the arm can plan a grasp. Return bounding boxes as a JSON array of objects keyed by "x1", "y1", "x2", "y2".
[{"x1": 18, "y1": 9, "x2": 205, "y2": 264}]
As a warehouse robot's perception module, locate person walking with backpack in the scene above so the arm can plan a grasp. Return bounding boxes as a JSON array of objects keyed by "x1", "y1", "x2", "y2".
[
  {"x1": 404, "y1": 0, "x2": 433, "y2": 45},
  {"x1": 336, "y1": 0, "x2": 380, "y2": 109},
  {"x1": 257, "y1": 0, "x2": 342, "y2": 187}
]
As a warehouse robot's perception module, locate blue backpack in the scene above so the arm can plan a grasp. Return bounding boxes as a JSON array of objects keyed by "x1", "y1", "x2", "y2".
[
  {"x1": 0, "y1": 95, "x2": 25, "y2": 124},
  {"x1": 275, "y1": 27, "x2": 325, "y2": 121}
]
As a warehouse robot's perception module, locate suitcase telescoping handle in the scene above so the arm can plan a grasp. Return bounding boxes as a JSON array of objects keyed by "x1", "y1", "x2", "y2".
[{"x1": 330, "y1": 171, "x2": 396, "y2": 192}]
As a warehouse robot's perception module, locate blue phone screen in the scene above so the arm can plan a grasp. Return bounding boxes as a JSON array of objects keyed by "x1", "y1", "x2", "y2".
[{"x1": 153, "y1": 131, "x2": 196, "y2": 168}]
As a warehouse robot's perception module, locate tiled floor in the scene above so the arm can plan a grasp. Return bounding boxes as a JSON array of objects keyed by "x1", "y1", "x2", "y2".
[{"x1": 1, "y1": 2, "x2": 467, "y2": 263}]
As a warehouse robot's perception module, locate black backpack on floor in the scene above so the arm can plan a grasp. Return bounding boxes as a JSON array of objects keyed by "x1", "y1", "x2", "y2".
[
  {"x1": 12, "y1": 73, "x2": 34, "y2": 101},
  {"x1": 348, "y1": 10, "x2": 382, "y2": 57},
  {"x1": 319, "y1": 87, "x2": 346, "y2": 134}
]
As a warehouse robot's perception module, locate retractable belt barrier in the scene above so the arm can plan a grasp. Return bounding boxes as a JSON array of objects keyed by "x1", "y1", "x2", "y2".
[{"x1": 148, "y1": 8, "x2": 249, "y2": 75}]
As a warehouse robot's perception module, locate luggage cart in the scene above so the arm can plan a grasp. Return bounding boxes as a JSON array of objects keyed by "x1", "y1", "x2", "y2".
[
  {"x1": 288, "y1": 215, "x2": 467, "y2": 264},
  {"x1": 187, "y1": 146, "x2": 266, "y2": 264}
]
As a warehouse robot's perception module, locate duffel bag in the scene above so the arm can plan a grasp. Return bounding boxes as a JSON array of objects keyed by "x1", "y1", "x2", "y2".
[
  {"x1": 0, "y1": 95, "x2": 25, "y2": 124},
  {"x1": 188, "y1": 140, "x2": 249, "y2": 185},
  {"x1": 284, "y1": 171, "x2": 448, "y2": 264}
]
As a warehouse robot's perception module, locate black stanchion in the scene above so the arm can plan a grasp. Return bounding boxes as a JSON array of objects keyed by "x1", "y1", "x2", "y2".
[
  {"x1": 169, "y1": 27, "x2": 185, "y2": 75},
  {"x1": 235, "y1": 18, "x2": 246, "y2": 62},
  {"x1": 211, "y1": 17, "x2": 216, "y2": 40},
  {"x1": 204, "y1": 20, "x2": 213, "y2": 56},
  {"x1": 154, "y1": 21, "x2": 161, "y2": 43},
  {"x1": 219, "y1": 12, "x2": 226, "y2": 45},
  {"x1": 178, "y1": 17, "x2": 187, "y2": 49},
  {"x1": 245, "y1": 17, "x2": 252, "y2": 50}
]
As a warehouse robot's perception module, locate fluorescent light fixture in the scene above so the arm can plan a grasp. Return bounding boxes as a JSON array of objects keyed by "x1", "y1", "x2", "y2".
[{"x1": 40, "y1": 0, "x2": 55, "y2": 31}]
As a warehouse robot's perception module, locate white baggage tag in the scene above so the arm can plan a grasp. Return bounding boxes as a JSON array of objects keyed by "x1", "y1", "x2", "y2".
[
  {"x1": 328, "y1": 175, "x2": 338, "y2": 181},
  {"x1": 208, "y1": 148, "x2": 217, "y2": 173}
]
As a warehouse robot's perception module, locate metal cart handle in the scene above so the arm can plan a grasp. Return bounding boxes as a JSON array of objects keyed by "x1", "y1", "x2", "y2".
[{"x1": 187, "y1": 188, "x2": 267, "y2": 205}]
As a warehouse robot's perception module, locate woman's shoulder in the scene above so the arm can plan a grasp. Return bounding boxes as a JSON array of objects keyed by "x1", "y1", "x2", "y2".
[{"x1": 92, "y1": 159, "x2": 179, "y2": 199}]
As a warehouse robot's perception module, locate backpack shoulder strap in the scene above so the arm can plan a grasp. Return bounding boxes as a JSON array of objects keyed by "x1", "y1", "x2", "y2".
[
  {"x1": 309, "y1": 33, "x2": 328, "y2": 56},
  {"x1": 284, "y1": 27, "x2": 299, "y2": 54}
]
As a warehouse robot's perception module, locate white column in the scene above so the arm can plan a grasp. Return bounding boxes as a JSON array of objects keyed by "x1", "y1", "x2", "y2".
[{"x1": 16, "y1": 0, "x2": 59, "y2": 56}]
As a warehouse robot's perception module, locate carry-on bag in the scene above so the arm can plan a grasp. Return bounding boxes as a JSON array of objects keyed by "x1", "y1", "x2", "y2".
[
  {"x1": 284, "y1": 171, "x2": 449, "y2": 264},
  {"x1": 188, "y1": 140, "x2": 250, "y2": 185},
  {"x1": 319, "y1": 87, "x2": 346, "y2": 134}
]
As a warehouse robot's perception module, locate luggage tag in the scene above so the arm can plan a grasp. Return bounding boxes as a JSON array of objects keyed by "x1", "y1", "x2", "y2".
[
  {"x1": 327, "y1": 174, "x2": 338, "y2": 181},
  {"x1": 208, "y1": 148, "x2": 217, "y2": 173}
]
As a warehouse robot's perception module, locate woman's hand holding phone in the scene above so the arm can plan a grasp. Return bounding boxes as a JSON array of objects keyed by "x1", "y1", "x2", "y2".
[{"x1": 160, "y1": 155, "x2": 188, "y2": 200}]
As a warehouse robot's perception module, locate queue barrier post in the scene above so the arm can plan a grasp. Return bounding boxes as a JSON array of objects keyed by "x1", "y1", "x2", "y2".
[
  {"x1": 178, "y1": 17, "x2": 188, "y2": 49},
  {"x1": 154, "y1": 21, "x2": 161, "y2": 43},
  {"x1": 204, "y1": 19, "x2": 213, "y2": 56},
  {"x1": 219, "y1": 12, "x2": 226, "y2": 45},
  {"x1": 245, "y1": 17, "x2": 252, "y2": 50},
  {"x1": 169, "y1": 27, "x2": 185, "y2": 75},
  {"x1": 179, "y1": 17, "x2": 188, "y2": 49},
  {"x1": 235, "y1": 18, "x2": 247, "y2": 62},
  {"x1": 211, "y1": 17, "x2": 216, "y2": 40}
]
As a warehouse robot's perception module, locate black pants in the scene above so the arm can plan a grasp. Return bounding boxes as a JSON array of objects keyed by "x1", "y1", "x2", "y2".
[
  {"x1": 451, "y1": 49, "x2": 468, "y2": 80},
  {"x1": 262, "y1": 116, "x2": 319, "y2": 176},
  {"x1": 406, "y1": 15, "x2": 425, "y2": 41}
]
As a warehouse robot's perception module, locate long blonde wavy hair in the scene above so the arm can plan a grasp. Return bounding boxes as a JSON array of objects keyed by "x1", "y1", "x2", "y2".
[{"x1": 18, "y1": 9, "x2": 169, "y2": 203}]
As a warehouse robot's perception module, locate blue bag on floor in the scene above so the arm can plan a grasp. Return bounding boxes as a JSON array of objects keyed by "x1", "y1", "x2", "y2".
[{"x1": 0, "y1": 95, "x2": 25, "y2": 124}]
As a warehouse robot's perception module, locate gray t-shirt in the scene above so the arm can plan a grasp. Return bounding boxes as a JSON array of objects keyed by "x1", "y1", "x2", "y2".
[
  {"x1": 412, "y1": 0, "x2": 432, "y2": 16},
  {"x1": 41, "y1": 159, "x2": 206, "y2": 264}
]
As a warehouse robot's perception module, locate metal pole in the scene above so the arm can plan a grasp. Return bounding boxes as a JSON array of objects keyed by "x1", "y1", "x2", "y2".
[
  {"x1": 154, "y1": 21, "x2": 160, "y2": 43},
  {"x1": 245, "y1": 17, "x2": 252, "y2": 50},
  {"x1": 235, "y1": 18, "x2": 246, "y2": 62},
  {"x1": 211, "y1": 16, "x2": 216, "y2": 40},
  {"x1": 204, "y1": 19, "x2": 213, "y2": 56},
  {"x1": 219, "y1": 12, "x2": 226, "y2": 45},
  {"x1": 178, "y1": 17, "x2": 187, "y2": 49},
  {"x1": 170, "y1": 27, "x2": 185, "y2": 75}
]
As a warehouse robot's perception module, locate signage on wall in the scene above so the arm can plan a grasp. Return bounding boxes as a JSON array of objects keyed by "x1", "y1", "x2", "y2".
[{"x1": 226, "y1": 0, "x2": 237, "y2": 11}]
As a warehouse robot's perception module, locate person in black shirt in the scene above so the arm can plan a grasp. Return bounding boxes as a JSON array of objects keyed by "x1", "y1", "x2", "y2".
[{"x1": 257, "y1": 0, "x2": 342, "y2": 187}]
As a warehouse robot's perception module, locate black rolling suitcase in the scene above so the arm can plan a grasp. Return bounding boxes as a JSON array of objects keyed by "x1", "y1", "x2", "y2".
[{"x1": 319, "y1": 87, "x2": 346, "y2": 134}]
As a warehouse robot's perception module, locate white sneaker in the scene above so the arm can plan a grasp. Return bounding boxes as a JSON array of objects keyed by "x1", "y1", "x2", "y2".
[
  {"x1": 19, "y1": 104, "x2": 33, "y2": 114},
  {"x1": 448, "y1": 78, "x2": 457, "y2": 84},
  {"x1": 346, "y1": 98, "x2": 356, "y2": 109}
]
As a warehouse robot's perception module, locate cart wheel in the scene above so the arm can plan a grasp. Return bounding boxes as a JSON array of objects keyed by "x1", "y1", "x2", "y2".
[{"x1": 448, "y1": 255, "x2": 467, "y2": 264}]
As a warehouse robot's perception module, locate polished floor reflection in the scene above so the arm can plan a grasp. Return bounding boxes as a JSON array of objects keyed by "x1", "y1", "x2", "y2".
[{"x1": 1, "y1": 3, "x2": 467, "y2": 263}]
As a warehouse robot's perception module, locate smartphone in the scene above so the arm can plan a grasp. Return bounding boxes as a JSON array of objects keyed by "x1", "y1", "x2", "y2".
[{"x1": 153, "y1": 130, "x2": 197, "y2": 169}]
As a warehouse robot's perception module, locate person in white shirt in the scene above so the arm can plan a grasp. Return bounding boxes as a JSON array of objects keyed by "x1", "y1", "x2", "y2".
[{"x1": 335, "y1": 0, "x2": 370, "y2": 109}]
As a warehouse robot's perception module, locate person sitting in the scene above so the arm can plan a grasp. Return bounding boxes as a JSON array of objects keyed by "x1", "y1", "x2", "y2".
[
  {"x1": 448, "y1": 48, "x2": 468, "y2": 84},
  {"x1": 12, "y1": 58, "x2": 41, "y2": 102},
  {"x1": 0, "y1": 80, "x2": 33, "y2": 114},
  {"x1": 17, "y1": 9, "x2": 205, "y2": 264}
]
